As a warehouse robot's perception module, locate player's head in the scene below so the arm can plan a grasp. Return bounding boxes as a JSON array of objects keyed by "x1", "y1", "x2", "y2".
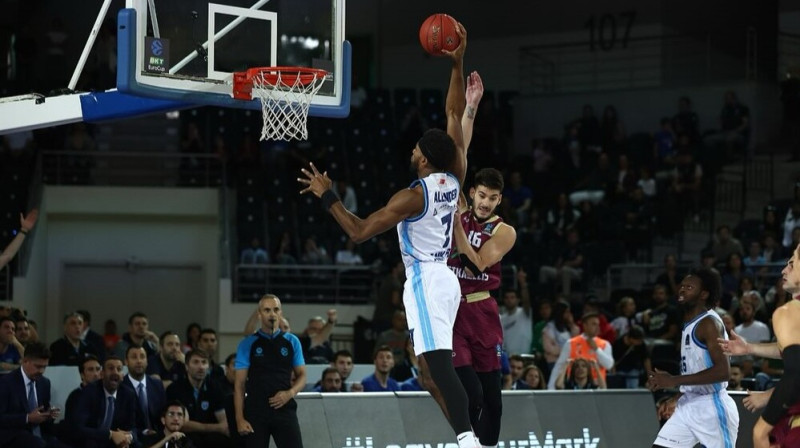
[
  {"x1": 782, "y1": 243, "x2": 800, "y2": 295},
  {"x1": 679, "y1": 268, "x2": 721, "y2": 311},
  {"x1": 410, "y1": 129, "x2": 456, "y2": 175},
  {"x1": 470, "y1": 168, "x2": 504, "y2": 220}
]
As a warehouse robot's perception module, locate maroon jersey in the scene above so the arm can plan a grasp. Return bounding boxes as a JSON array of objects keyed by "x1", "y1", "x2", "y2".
[{"x1": 447, "y1": 211, "x2": 504, "y2": 295}]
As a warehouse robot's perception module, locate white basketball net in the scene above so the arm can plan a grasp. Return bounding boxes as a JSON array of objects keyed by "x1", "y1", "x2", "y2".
[{"x1": 251, "y1": 70, "x2": 327, "y2": 141}]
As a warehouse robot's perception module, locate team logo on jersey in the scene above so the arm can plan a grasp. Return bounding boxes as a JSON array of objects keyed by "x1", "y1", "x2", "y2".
[
  {"x1": 496, "y1": 344, "x2": 502, "y2": 357},
  {"x1": 432, "y1": 208, "x2": 438, "y2": 217},
  {"x1": 201, "y1": 401, "x2": 209, "y2": 411},
  {"x1": 281, "y1": 347, "x2": 289, "y2": 357},
  {"x1": 439, "y1": 178, "x2": 446, "y2": 184},
  {"x1": 483, "y1": 223, "x2": 494, "y2": 235},
  {"x1": 255, "y1": 347, "x2": 263, "y2": 356}
]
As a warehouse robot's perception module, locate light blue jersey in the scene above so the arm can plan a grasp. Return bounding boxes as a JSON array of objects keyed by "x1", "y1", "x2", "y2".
[{"x1": 680, "y1": 309, "x2": 728, "y2": 395}]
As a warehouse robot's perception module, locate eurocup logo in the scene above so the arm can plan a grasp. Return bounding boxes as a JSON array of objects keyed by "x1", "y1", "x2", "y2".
[
  {"x1": 256, "y1": 347, "x2": 263, "y2": 355},
  {"x1": 151, "y1": 39, "x2": 163, "y2": 56},
  {"x1": 281, "y1": 347, "x2": 289, "y2": 357}
]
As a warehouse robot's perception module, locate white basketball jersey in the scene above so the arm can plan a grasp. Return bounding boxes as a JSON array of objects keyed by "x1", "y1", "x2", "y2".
[
  {"x1": 680, "y1": 309, "x2": 728, "y2": 395},
  {"x1": 397, "y1": 172, "x2": 460, "y2": 268}
]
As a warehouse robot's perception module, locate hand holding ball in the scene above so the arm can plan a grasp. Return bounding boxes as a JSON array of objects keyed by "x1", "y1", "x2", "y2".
[{"x1": 419, "y1": 14, "x2": 460, "y2": 56}]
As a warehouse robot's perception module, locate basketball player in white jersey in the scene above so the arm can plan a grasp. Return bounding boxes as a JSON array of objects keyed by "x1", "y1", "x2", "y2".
[
  {"x1": 647, "y1": 268, "x2": 739, "y2": 448},
  {"x1": 298, "y1": 23, "x2": 483, "y2": 448}
]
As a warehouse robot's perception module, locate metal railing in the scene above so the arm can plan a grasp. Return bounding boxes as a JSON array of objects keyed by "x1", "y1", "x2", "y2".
[
  {"x1": 41, "y1": 150, "x2": 224, "y2": 188},
  {"x1": 234, "y1": 264, "x2": 378, "y2": 303}
]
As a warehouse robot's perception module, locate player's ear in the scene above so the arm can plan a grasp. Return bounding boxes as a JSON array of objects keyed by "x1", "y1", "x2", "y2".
[{"x1": 469, "y1": 187, "x2": 476, "y2": 199}]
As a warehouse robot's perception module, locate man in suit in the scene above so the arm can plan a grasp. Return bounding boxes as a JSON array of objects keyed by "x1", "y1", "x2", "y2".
[
  {"x1": 69, "y1": 356, "x2": 139, "y2": 448},
  {"x1": 62, "y1": 355, "x2": 104, "y2": 435},
  {"x1": 49, "y1": 312, "x2": 100, "y2": 367},
  {"x1": 0, "y1": 342, "x2": 67, "y2": 448},
  {"x1": 122, "y1": 345, "x2": 165, "y2": 441},
  {"x1": 77, "y1": 310, "x2": 107, "y2": 362}
]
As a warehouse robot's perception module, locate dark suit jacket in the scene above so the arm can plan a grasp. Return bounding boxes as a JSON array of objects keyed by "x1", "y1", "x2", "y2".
[
  {"x1": 0, "y1": 368, "x2": 55, "y2": 443},
  {"x1": 69, "y1": 381, "x2": 138, "y2": 444},
  {"x1": 84, "y1": 329, "x2": 107, "y2": 362},
  {"x1": 122, "y1": 375, "x2": 166, "y2": 436}
]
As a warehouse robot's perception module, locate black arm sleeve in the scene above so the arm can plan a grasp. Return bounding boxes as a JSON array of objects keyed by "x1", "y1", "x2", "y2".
[
  {"x1": 459, "y1": 253, "x2": 485, "y2": 275},
  {"x1": 762, "y1": 345, "x2": 800, "y2": 425}
]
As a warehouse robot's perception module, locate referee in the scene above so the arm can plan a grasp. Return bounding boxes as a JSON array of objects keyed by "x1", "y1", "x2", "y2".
[{"x1": 234, "y1": 294, "x2": 306, "y2": 448}]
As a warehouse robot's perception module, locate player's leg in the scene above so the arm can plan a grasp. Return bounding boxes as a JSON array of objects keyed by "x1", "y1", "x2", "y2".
[
  {"x1": 455, "y1": 365, "x2": 483, "y2": 432},
  {"x1": 417, "y1": 353, "x2": 451, "y2": 423},
  {"x1": 476, "y1": 370, "x2": 503, "y2": 447},
  {"x1": 652, "y1": 397, "x2": 699, "y2": 448},
  {"x1": 691, "y1": 394, "x2": 738, "y2": 448},
  {"x1": 453, "y1": 302, "x2": 483, "y2": 433},
  {"x1": 421, "y1": 349, "x2": 476, "y2": 442}
]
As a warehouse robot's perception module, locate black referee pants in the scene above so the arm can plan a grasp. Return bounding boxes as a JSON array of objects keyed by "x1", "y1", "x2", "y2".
[{"x1": 243, "y1": 401, "x2": 303, "y2": 448}]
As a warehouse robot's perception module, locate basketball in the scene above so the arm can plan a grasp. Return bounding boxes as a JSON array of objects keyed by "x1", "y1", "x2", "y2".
[{"x1": 419, "y1": 13, "x2": 460, "y2": 56}]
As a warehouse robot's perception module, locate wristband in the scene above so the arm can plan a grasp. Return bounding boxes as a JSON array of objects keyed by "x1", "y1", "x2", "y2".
[
  {"x1": 19, "y1": 229, "x2": 28, "y2": 236},
  {"x1": 321, "y1": 189, "x2": 340, "y2": 211}
]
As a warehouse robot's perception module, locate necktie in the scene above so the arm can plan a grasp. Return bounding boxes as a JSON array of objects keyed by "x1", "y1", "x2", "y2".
[
  {"x1": 137, "y1": 383, "x2": 150, "y2": 429},
  {"x1": 102, "y1": 396, "x2": 115, "y2": 431},
  {"x1": 27, "y1": 381, "x2": 41, "y2": 438}
]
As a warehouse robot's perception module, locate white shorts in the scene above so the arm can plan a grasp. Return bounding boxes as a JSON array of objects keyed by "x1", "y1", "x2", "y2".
[
  {"x1": 655, "y1": 392, "x2": 739, "y2": 448},
  {"x1": 402, "y1": 262, "x2": 460, "y2": 356}
]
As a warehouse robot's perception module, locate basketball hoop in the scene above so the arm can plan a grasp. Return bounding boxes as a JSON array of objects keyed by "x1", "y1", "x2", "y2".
[{"x1": 232, "y1": 67, "x2": 328, "y2": 141}]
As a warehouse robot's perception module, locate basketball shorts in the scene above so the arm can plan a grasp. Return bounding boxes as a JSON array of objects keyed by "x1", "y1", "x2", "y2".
[
  {"x1": 655, "y1": 391, "x2": 739, "y2": 448},
  {"x1": 403, "y1": 262, "x2": 460, "y2": 357},
  {"x1": 452, "y1": 296, "x2": 503, "y2": 372},
  {"x1": 770, "y1": 401, "x2": 800, "y2": 447}
]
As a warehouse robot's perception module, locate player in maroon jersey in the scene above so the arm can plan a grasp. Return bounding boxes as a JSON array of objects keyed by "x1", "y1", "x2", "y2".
[{"x1": 447, "y1": 167, "x2": 517, "y2": 448}]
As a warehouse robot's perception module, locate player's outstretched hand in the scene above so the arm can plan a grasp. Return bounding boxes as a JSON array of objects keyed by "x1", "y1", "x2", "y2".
[
  {"x1": 442, "y1": 22, "x2": 466, "y2": 61},
  {"x1": 743, "y1": 390, "x2": 771, "y2": 412},
  {"x1": 298, "y1": 162, "x2": 333, "y2": 198},
  {"x1": 718, "y1": 329, "x2": 750, "y2": 356},
  {"x1": 465, "y1": 71, "x2": 483, "y2": 109}
]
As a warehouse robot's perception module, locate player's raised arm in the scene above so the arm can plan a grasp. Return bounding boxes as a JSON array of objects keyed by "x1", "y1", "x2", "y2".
[
  {"x1": 461, "y1": 71, "x2": 484, "y2": 153},
  {"x1": 298, "y1": 163, "x2": 424, "y2": 243},
  {"x1": 442, "y1": 23, "x2": 467, "y2": 185}
]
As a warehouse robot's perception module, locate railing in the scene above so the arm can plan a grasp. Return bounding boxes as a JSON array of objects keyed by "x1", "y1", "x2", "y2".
[
  {"x1": 234, "y1": 264, "x2": 378, "y2": 303},
  {"x1": 41, "y1": 150, "x2": 224, "y2": 188}
]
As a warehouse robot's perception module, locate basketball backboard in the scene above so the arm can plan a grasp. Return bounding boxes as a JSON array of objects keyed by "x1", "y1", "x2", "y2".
[{"x1": 118, "y1": 0, "x2": 350, "y2": 118}]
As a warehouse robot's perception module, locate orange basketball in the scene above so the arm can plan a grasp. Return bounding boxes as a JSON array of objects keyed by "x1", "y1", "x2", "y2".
[{"x1": 419, "y1": 14, "x2": 460, "y2": 56}]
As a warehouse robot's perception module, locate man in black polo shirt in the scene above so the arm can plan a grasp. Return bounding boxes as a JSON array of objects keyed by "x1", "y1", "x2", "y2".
[
  {"x1": 165, "y1": 349, "x2": 232, "y2": 448},
  {"x1": 147, "y1": 332, "x2": 186, "y2": 388},
  {"x1": 235, "y1": 294, "x2": 306, "y2": 448},
  {"x1": 49, "y1": 312, "x2": 99, "y2": 366}
]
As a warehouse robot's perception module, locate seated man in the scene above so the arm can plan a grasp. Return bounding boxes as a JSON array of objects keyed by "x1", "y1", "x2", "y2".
[
  {"x1": 64, "y1": 355, "x2": 103, "y2": 417},
  {"x1": 361, "y1": 345, "x2": 400, "y2": 392},
  {"x1": 147, "y1": 332, "x2": 186, "y2": 388},
  {"x1": 313, "y1": 367, "x2": 343, "y2": 392},
  {"x1": 0, "y1": 317, "x2": 25, "y2": 373},
  {"x1": 123, "y1": 345, "x2": 166, "y2": 440},
  {"x1": 49, "y1": 312, "x2": 99, "y2": 367},
  {"x1": 166, "y1": 349, "x2": 232, "y2": 448},
  {"x1": 538, "y1": 229, "x2": 584, "y2": 297},
  {"x1": 297, "y1": 310, "x2": 337, "y2": 364},
  {"x1": 0, "y1": 342, "x2": 66, "y2": 448},
  {"x1": 142, "y1": 401, "x2": 197, "y2": 448},
  {"x1": 68, "y1": 356, "x2": 138, "y2": 448}
]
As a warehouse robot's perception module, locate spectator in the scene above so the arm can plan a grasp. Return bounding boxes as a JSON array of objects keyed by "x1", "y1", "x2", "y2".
[
  {"x1": 361, "y1": 345, "x2": 400, "y2": 392},
  {"x1": 546, "y1": 193, "x2": 580, "y2": 241},
  {"x1": 113, "y1": 312, "x2": 160, "y2": 360},
  {"x1": 14, "y1": 317, "x2": 36, "y2": 346},
  {"x1": 614, "y1": 154, "x2": 637, "y2": 199},
  {"x1": 655, "y1": 254, "x2": 683, "y2": 298},
  {"x1": 762, "y1": 231, "x2": 784, "y2": 263},
  {"x1": 313, "y1": 368, "x2": 343, "y2": 393},
  {"x1": 555, "y1": 358, "x2": 606, "y2": 390},
  {"x1": 670, "y1": 149, "x2": 703, "y2": 222},
  {"x1": 720, "y1": 253, "x2": 752, "y2": 300},
  {"x1": 743, "y1": 240, "x2": 766, "y2": 270},
  {"x1": 782, "y1": 201, "x2": 800, "y2": 249},
  {"x1": 499, "y1": 286, "x2": 532, "y2": 357},
  {"x1": 65, "y1": 355, "x2": 104, "y2": 419},
  {"x1": 515, "y1": 365, "x2": 546, "y2": 390},
  {"x1": 0, "y1": 317, "x2": 24, "y2": 372},
  {"x1": 734, "y1": 301, "x2": 770, "y2": 344},
  {"x1": 727, "y1": 363, "x2": 745, "y2": 392},
  {"x1": 49, "y1": 312, "x2": 99, "y2": 367},
  {"x1": 334, "y1": 239, "x2": 363, "y2": 265},
  {"x1": 538, "y1": 229, "x2": 584, "y2": 297},
  {"x1": 0, "y1": 342, "x2": 65, "y2": 448},
  {"x1": 297, "y1": 310, "x2": 337, "y2": 364},
  {"x1": 300, "y1": 237, "x2": 330, "y2": 265},
  {"x1": 123, "y1": 345, "x2": 166, "y2": 440},
  {"x1": 372, "y1": 261, "x2": 404, "y2": 333},
  {"x1": 196, "y1": 329, "x2": 224, "y2": 380},
  {"x1": 374, "y1": 311, "x2": 409, "y2": 369},
  {"x1": 69, "y1": 356, "x2": 138, "y2": 448},
  {"x1": 220, "y1": 353, "x2": 236, "y2": 397},
  {"x1": 765, "y1": 276, "x2": 790, "y2": 310},
  {"x1": 712, "y1": 225, "x2": 744, "y2": 264},
  {"x1": 143, "y1": 401, "x2": 196, "y2": 448},
  {"x1": 182, "y1": 323, "x2": 201, "y2": 354},
  {"x1": 102, "y1": 320, "x2": 120, "y2": 354},
  {"x1": 333, "y1": 180, "x2": 358, "y2": 214},
  {"x1": 580, "y1": 296, "x2": 617, "y2": 343},
  {"x1": 639, "y1": 285, "x2": 680, "y2": 341},
  {"x1": 503, "y1": 171, "x2": 532, "y2": 226},
  {"x1": 637, "y1": 166, "x2": 657, "y2": 199},
  {"x1": 548, "y1": 312, "x2": 614, "y2": 389},
  {"x1": 166, "y1": 350, "x2": 232, "y2": 448},
  {"x1": 672, "y1": 96, "x2": 700, "y2": 142},
  {"x1": 611, "y1": 326, "x2": 650, "y2": 389},
  {"x1": 331, "y1": 350, "x2": 362, "y2": 392},
  {"x1": 389, "y1": 337, "x2": 418, "y2": 383},
  {"x1": 600, "y1": 105, "x2": 626, "y2": 154},
  {"x1": 240, "y1": 238, "x2": 269, "y2": 264},
  {"x1": 610, "y1": 297, "x2": 638, "y2": 339},
  {"x1": 703, "y1": 90, "x2": 750, "y2": 159},
  {"x1": 273, "y1": 231, "x2": 297, "y2": 265},
  {"x1": 763, "y1": 206, "x2": 782, "y2": 237},
  {"x1": 530, "y1": 300, "x2": 552, "y2": 356},
  {"x1": 76, "y1": 310, "x2": 106, "y2": 362},
  {"x1": 570, "y1": 152, "x2": 614, "y2": 206},
  {"x1": 146, "y1": 332, "x2": 186, "y2": 389},
  {"x1": 0, "y1": 209, "x2": 37, "y2": 272},
  {"x1": 507, "y1": 354, "x2": 526, "y2": 389},
  {"x1": 541, "y1": 300, "x2": 580, "y2": 372},
  {"x1": 653, "y1": 117, "x2": 676, "y2": 170}
]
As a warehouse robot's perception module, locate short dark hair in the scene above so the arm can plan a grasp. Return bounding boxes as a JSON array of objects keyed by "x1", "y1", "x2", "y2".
[
  {"x1": 199, "y1": 328, "x2": 217, "y2": 338},
  {"x1": 509, "y1": 354, "x2": 525, "y2": 364},
  {"x1": 23, "y1": 342, "x2": 50, "y2": 360},
  {"x1": 689, "y1": 268, "x2": 722, "y2": 309},
  {"x1": 224, "y1": 353, "x2": 236, "y2": 367},
  {"x1": 159, "y1": 331, "x2": 179, "y2": 346},
  {"x1": 417, "y1": 129, "x2": 456, "y2": 171},
  {"x1": 79, "y1": 354, "x2": 100, "y2": 374},
  {"x1": 125, "y1": 344, "x2": 147, "y2": 360},
  {"x1": 730, "y1": 362, "x2": 742, "y2": 370},
  {"x1": 473, "y1": 168, "x2": 504, "y2": 192},
  {"x1": 76, "y1": 310, "x2": 92, "y2": 324},
  {"x1": 104, "y1": 355, "x2": 124, "y2": 367},
  {"x1": 373, "y1": 345, "x2": 392, "y2": 360},
  {"x1": 128, "y1": 312, "x2": 148, "y2": 325},
  {"x1": 63, "y1": 312, "x2": 83, "y2": 324},
  {"x1": 185, "y1": 349, "x2": 209, "y2": 364},
  {"x1": 581, "y1": 311, "x2": 600, "y2": 322},
  {"x1": 0, "y1": 316, "x2": 15, "y2": 327},
  {"x1": 333, "y1": 350, "x2": 353, "y2": 363},
  {"x1": 321, "y1": 367, "x2": 341, "y2": 382},
  {"x1": 161, "y1": 400, "x2": 188, "y2": 418}
]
